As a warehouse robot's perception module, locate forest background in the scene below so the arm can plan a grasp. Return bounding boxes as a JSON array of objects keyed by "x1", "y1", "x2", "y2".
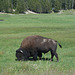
[{"x1": 0, "y1": 0, "x2": 75, "y2": 13}]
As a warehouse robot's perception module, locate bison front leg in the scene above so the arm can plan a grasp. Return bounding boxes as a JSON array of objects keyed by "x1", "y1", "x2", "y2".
[
  {"x1": 24, "y1": 56, "x2": 28, "y2": 61},
  {"x1": 23, "y1": 51, "x2": 29, "y2": 61},
  {"x1": 38, "y1": 52, "x2": 42, "y2": 60},
  {"x1": 33, "y1": 51, "x2": 38, "y2": 61}
]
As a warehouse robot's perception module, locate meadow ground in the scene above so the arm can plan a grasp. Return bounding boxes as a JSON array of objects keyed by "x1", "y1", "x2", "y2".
[{"x1": 0, "y1": 13, "x2": 75, "y2": 75}]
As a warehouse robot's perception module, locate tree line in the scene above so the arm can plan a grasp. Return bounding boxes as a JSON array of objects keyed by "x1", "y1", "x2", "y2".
[{"x1": 0, "y1": 0, "x2": 75, "y2": 13}]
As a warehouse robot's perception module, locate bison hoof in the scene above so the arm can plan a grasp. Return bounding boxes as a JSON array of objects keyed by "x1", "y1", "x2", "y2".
[
  {"x1": 50, "y1": 59, "x2": 53, "y2": 61},
  {"x1": 15, "y1": 59, "x2": 18, "y2": 61},
  {"x1": 39, "y1": 57, "x2": 42, "y2": 60},
  {"x1": 57, "y1": 60, "x2": 59, "y2": 62}
]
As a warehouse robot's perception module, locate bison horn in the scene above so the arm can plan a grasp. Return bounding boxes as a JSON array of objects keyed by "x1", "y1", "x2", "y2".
[{"x1": 20, "y1": 50, "x2": 23, "y2": 53}]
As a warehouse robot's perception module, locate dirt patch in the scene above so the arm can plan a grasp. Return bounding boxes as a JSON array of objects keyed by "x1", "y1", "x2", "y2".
[{"x1": 25, "y1": 10, "x2": 37, "y2": 14}]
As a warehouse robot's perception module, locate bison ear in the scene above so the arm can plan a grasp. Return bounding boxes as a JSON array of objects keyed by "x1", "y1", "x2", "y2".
[{"x1": 20, "y1": 50, "x2": 23, "y2": 53}]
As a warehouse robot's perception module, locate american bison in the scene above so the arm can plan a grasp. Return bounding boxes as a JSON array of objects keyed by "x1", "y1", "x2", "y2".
[{"x1": 16, "y1": 35, "x2": 62, "y2": 61}]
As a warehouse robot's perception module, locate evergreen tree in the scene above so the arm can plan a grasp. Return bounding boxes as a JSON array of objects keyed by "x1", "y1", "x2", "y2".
[
  {"x1": 2, "y1": 0, "x2": 12, "y2": 13},
  {"x1": 13, "y1": 0, "x2": 17, "y2": 9},
  {"x1": 27, "y1": 0, "x2": 34, "y2": 11},
  {"x1": 67, "y1": 0, "x2": 72, "y2": 9},
  {"x1": 35, "y1": 0, "x2": 42, "y2": 13},
  {"x1": 41, "y1": 0, "x2": 52, "y2": 13},
  {"x1": 61, "y1": 0, "x2": 67, "y2": 10},
  {"x1": 73, "y1": 0, "x2": 75, "y2": 9},
  {"x1": 0, "y1": 0, "x2": 75, "y2": 13},
  {"x1": 28, "y1": 0, "x2": 42, "y2": 13},
  {"x1": 0, "y1": 0, "x2": 2, "y2": 12},
  {"x1": 16, "y1": 0, "x2": 26, "y2": 13},
  {"x1": 54, "y1": 0, "x2": 61, "y2": 11}
]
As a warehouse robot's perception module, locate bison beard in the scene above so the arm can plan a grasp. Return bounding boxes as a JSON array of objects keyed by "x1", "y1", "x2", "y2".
[{"x1": 16, "y1": 35, "x2": 62, "y2": 61}]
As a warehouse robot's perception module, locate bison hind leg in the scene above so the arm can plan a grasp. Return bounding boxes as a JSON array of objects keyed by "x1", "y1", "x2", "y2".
[
  {"x1": 50, "y1": 51, "x2": 54, "y2": 61},
  {"x1": 55, "y1": 53, "x2": 59, "y2": 62},
  {"x1": 50, "y1": 50, "x2": 59, "y2": 62}
]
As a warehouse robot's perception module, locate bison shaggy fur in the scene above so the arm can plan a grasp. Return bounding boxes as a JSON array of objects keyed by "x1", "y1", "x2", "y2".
[{"x1": 16, "y1": 35, "x2": 62, "y2": 61}]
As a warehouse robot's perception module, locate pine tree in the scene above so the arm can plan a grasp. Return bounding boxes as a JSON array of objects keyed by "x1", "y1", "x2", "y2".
[
  {"x1": 67, "y1": 0, "x2": 72, "y2": 9},
  {"x1": 27, "y1": 0, "x2": 34, "y2": 11},
  {"x1": 73, "y1": 0, "x2": 75, "y2": 9},
  {"x1": 41, "y1": 0, "x2": 52, "y2": 13},
  {"x1": 13, "y1": 0, "x2": 17, "y2": 9},
  {"x1": 0, "y1": 0, "x2": 2, "y2": 12},
  {"x1": 72, "y1": 0, "x2": 75, "y2": 9},
  {"x1": 2, "y1": 0, "x2": 12, "y2": 13},
  {"x1": 35, "y1": 0, "x2": 42, "y2": 13},
  {"x1": 28, "y1": 0, "x2": 42, "y2": 13},
  {"x1": 16, "y1": 0, "x2": 26, "y2": 13},
  {"x1": 0, "y1": 0, "x2": 75, "y2": 13},
  {"x1": 54, "y1": 0, "x2": 61, "y2": 11}
]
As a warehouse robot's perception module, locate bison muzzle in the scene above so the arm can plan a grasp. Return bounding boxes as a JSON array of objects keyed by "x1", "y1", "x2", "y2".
[{"x1": 16, "y1": 35, "x2": 62, "y2": 61}]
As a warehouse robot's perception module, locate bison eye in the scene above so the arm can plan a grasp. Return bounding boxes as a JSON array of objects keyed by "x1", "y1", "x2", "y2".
[{"x1": 20, "y1": 50, "x2": 23, "y2": 53}]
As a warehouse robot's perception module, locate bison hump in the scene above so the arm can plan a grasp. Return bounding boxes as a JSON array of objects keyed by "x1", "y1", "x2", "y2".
[{"x1": 21, "y1": 38, "x2": 36, "y2": 49}]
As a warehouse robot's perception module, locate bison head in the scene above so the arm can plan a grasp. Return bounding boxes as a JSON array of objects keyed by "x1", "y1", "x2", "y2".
[{"x1": 16, "y1": 48, "x2": 24, "y2": 61}]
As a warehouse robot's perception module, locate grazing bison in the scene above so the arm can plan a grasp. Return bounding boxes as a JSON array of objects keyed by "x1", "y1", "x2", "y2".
[{"x1": 16, "y1": 35, "x2": 62, "y2": 61}]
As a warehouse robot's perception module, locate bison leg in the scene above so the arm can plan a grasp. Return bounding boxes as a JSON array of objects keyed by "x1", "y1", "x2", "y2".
[
  {"x1": 50, "y1": 51, "x2": 54, "y2": 61},
  {"x1": 50, "y1": 50, "x2": 59, "y2": 61},
  {"x1": 23, "y1": 51, "x2": 29, "y2": 61},
  {"x1": 33, "y1": 51, "x2": 38, "y2": 61},
  {"x1": 24, "y1": 56, "x2": 28, "y2": 61},
  {"x1": 55, "y1": 53, "x2": 59, "y2": 62},
  {"x1": 38, "y1": 52, "x2": 42, "y2": 60}
]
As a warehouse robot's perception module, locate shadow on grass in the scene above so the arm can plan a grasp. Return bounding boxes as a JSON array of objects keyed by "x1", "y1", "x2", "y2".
[
  {"x1": 0, "y1": 19, "x2": 4, "y2": 21},
  {"x1": 15, "y1": 57, "x2": 51, "y2": 61}
]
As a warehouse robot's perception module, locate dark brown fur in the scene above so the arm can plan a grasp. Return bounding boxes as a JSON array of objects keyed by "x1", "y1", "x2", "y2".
[{"x1": 16, "y1": 35, "x2": 62, "y2": 61}]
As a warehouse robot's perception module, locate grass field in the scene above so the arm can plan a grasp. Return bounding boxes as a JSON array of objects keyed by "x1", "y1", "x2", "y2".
[{"x1": 0, "y1": 13, "x2": 75, "y2": 75}]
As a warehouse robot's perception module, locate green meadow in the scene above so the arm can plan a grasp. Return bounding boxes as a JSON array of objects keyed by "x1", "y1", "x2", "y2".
[{"x1": 0, "y1": 13, "x2": 75, "y2": 75}]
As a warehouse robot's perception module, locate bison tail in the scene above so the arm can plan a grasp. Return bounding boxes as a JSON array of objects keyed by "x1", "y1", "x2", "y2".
[{"x1": 56, "y1": 41, "x2": 62, "y2": 48}]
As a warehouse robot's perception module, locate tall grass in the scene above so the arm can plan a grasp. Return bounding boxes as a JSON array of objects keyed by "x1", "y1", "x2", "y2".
[{"x1": 0, "y1": 13, "x2": 75, "y2": 75}]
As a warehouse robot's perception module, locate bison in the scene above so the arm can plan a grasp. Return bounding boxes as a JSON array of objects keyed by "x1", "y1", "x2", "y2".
[{"x1": 16, "y1": 35, "x2": 62, "y2": 61}]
